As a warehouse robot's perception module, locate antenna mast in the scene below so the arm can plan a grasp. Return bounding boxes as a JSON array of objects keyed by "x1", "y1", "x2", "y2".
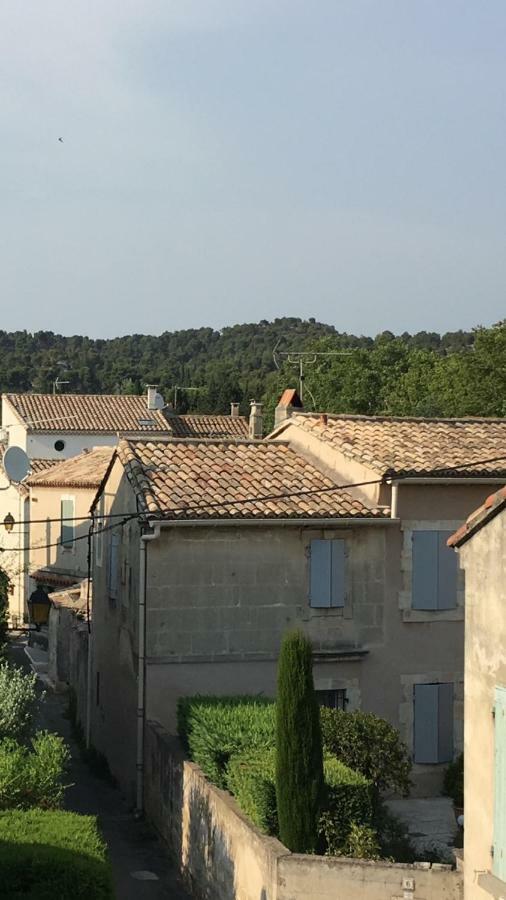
[{"x1": 272, "y1": 341, "x2": 353, "y2": 405}]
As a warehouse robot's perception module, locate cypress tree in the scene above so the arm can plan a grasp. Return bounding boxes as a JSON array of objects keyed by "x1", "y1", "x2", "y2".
[{"x1": 275, "y1": 629, "x2": 324, "y2": 852}]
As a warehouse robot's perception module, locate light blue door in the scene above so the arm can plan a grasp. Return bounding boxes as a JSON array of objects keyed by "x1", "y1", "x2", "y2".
[{"x1": 493, "y1": 686, "x2": 506, "y2": 881}]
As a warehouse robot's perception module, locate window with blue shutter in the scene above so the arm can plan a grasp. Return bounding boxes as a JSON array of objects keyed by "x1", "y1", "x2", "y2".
[
  {"x1": 309, "y1": 539, "x2": 345, "y2": 608},
  {"x1": 493, "y1": 686, "x2": 506, "y2": 881},
  {"x1": 60, "y1": 497, "x2": 75, "y2": 549},
  {"x1": 413, "y1": 682, "x2": 454, "y2": 764},
  {"x1": 412, "y1": 531, "x2": 457, "y2": 610}
]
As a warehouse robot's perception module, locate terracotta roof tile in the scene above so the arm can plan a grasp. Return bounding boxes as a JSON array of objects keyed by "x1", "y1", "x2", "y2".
[
  {"x1": 280, "y1": 413, "x2": 506, "y2": 478},
  {"x1": 116, "y1": 439, "x2": 387, "y2": 520},
  {"x1": 4, "y1": 393, "x2": 248, "y2": 438},
  {"x1": 27, "y1": 447, "x2": 114, "y2": 488},
  {"x1": 448, "y1": 485, "x2": 506, "y2": 547}
]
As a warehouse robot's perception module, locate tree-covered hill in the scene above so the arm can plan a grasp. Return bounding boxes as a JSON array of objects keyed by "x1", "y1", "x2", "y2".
[{"x1": 0, "y1": 318, "x2": 504, "y2": 422}]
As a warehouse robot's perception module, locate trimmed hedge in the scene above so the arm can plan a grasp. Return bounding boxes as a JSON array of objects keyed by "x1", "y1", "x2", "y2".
[
  {"x1": 226, "y1": 749, "x2": 373, "y2": 852},
  {"x1": 226, "y1": 748, "x2": 277, "y2": 834},
  {"x1": 0, "y1": 808, "x2": 114, "y2": 898},
  {"x1": 322, "y1": 757, "x2": 373, "y2": 850},
  {"x1": 177, "y1": 695, "x2": 275, "y2": 787}
]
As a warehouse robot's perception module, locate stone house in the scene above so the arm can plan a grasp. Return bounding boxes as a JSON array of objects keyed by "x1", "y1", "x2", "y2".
[
  {"x1": 26, "y1": 446, "x2": 115, "y2": 593},
  {"x1": 269, "y1": 408, "x2": 506, "y2": 785},
  {"x1": 0, "y1": 389, "x2": 248, "y2": 620},
  {"x1": 449, "y1": 486, "x2": 506, "y2": 900},
  {"x1": 87, "y1": 410, "x2": 506, "y2": 805}
]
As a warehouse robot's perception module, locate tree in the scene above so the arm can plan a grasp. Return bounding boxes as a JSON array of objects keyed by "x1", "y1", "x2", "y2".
[
  {"x1": 0, "y1": 569, "x2": 10, "y2": 653},
  {"x1": 275, "y1": 630, "x2": 324, "y2": 852}
]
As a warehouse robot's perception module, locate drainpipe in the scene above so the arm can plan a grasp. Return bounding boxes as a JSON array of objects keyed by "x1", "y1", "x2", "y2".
[
  {"x1": 390, "y1": 482, "x2": 399, "y2": 519},
  {"x1": 136, "y1": 523, "x2": 160, "y2": 815}
]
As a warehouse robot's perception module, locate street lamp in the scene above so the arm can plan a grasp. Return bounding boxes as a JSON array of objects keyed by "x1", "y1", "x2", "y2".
[{"x1": 3, "y1": 513, "x2": 14, "y2": 533}]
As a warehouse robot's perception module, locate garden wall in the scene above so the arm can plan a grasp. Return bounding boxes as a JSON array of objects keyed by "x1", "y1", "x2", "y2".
[{"x1": 144, "y1": 719, "x2": 463, "y2": 900}]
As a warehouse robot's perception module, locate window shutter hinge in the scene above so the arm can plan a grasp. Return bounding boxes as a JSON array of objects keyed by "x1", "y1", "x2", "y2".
[
  {"x1": 492, "y1": 706, "x2": 496, "y2": 719},
  {"x1": 491, "y1": 845, "x2": 495, "y2": 858}
]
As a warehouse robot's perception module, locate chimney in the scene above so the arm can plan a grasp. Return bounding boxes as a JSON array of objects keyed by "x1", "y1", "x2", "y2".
[
  {"x1": 274, "y1": 389, "x2": 303, "y2": 428},
  {"x1": 249, "y1": 401, "x2": 263, "y2": 439},
  {"x1": 146, "y1": 385, "x2": 164, "y2": 411},
  {"x1": 230, "y1": 402, "x2": 240, "y2": 418}
]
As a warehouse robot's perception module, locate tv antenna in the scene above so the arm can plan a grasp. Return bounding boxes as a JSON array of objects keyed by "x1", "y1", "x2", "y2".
[
  {"x1": 53, "y1": 377, "x2": 70, "y2": 395},
  {"x1": 272, "y1": 340, "x2": 354, "y2": 404},
  {"x1": 173, "y1": 386, "x2": 199, "y2": 411}
]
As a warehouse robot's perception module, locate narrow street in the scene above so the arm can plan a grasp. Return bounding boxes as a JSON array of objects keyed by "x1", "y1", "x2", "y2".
[{"x1": 9, "y1": 635, "x2": 191, "y2": 900}]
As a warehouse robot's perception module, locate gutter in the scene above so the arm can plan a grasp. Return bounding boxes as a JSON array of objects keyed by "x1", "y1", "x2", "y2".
[
  {"x1": 388, "y1": 476, "x2": 504, "y2": 485},
  {"x1": 149, "y1": 517, "x2": 396, "y2": 529},
  {"x1": 135, "y1": 524, "x2": 160, "y2": 816}
]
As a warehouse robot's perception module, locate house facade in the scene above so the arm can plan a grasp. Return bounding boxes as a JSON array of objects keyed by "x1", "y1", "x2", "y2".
[
  {"x1": 0, "y1": 390, "x2": 248, "y2": 621},
  {"x1": 87, "y1": 409, "x2": 506, "y2": 804},
  {"x1": 449, "y1": 487, "x2": 506, "y2": 900}
]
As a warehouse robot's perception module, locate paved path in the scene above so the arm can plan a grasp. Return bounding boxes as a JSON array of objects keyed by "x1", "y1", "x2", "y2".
[
  {"x1": 10, "y1": 635, "x2": 191, "y2": 900},
  {"x1": 386, "y1": 796, "x2": 458, "y2": 861}
]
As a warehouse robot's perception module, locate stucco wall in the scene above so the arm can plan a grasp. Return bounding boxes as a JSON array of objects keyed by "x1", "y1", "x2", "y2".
[
  {"x1": 458, "y1": 510, "x2": 506, "y2": 900},
  {"x1": 29, "y1": 485, "x2": 97, "y2": 584},
  {"x1": 144, "y1": 719, "x2": 463, "y2": 900}
]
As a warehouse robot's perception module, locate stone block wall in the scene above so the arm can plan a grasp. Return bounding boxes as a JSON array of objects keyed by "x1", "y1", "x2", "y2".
[{"x1": 144, "y1": 719, "x2": 463, "y2": 900}]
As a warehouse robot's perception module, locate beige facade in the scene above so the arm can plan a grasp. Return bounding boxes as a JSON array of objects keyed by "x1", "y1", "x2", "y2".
[{"x1": 450, "y1": 491, "x2": 506, "y2": 900}]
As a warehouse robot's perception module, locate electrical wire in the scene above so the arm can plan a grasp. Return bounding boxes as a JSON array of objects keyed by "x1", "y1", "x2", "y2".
[{"x1": 1, "y1": 452, "x2": 505, "y2": 552}]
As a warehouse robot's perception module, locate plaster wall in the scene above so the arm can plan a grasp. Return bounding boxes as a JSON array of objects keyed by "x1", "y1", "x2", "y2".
[
  {"x1": 29, "y1": 485, "x2": 97, "y2": 584},
  {"x1": 458, "y1": 511, "x2": 506, "y2": 900}
]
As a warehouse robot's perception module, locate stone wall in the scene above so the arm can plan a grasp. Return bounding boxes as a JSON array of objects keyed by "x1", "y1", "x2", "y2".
[
  {"x1": 144, "y1": 719, "x2": 463, "y2": 900},
  {"x1": 47, "y1": 605, "x2": 89, "y2": 731}
]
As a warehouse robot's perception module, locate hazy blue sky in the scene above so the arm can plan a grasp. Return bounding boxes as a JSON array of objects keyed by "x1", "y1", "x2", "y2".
[{"x1": 1, "y1": 1, "x2": 505, "y2": 338}]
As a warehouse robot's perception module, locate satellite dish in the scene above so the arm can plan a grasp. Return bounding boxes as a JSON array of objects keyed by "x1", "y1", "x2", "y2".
[{"x1": 2, "y1": 447, "x2": 30, "y2": 483}]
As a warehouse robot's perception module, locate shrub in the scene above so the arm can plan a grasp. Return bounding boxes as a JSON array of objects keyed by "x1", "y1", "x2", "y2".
[
  {"x1": 443, "y1": 753, "x2": 464, "y2": 807},
  {"x1": 0, "y1": 662, "x2": 38, "y2": 743},
  {"x1": 0, "y1": 808, "x2": 113, "y2": 898},
  {"x1": 318, "y1": 757, "x2": 373, "y2": 854},
  {"x1": 320, "y1": 707, "x2": 412, "y2": 796},
  {"x1": 0, "y1": 731, "x2": 70, "y2": 809},
  {"x1": 226, "y1": 748, "x2": 277, "y2": 835},
  {"x1": 343, "y1": 822, "x2": 380, "y2": 859},
  {"x1": 275, "y1": 630, "x2": 324, "y2": 853},
  {"x1": 177, "y1": 695, "x2": 275, "y2": 787},
  {"x1": 373, "y1": 802, "x2": 416, "y2": 863},
  {"x1": 0, "y1": 570, "x2": 9, "y2": 653}
]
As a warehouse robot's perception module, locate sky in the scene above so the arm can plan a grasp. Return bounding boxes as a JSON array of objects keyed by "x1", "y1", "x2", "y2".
[{"x1": 1, "y1": 1, "x2": 505, "y2": 339}]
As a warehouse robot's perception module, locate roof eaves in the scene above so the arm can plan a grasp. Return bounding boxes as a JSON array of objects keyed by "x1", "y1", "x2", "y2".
[{"x1": 448, "y1": 486, "x2": 506, "y2": 548}]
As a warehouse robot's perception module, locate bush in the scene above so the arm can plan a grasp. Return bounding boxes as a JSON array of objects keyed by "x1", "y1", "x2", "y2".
[
  {"x1": 0, "y1": 662, "x2": 38, "y2": 743},
  {"x1": 226, "y1": 748, "x2": 277, "y2": 834},
  {"x1": 443, "y1": 753, "x2": 463, "y2": 807},
  {"x1": 373, "y1": 802, "x2": 416, "y2": 863},
  {"x1": 343, "y1": 822, "x2": 380, "y2": 859},
  {"x1": 320, "y1": 707, "x2": 412, "y2": 796},
  {"x1": 177, "y1": 695, "x2": 275, "y2": 787},
  {"x1": 318, "y1": 757, "x2": 373, "y2": 854},
  {"x1": 0, "y1": 808, "x2": 113, "y2": 898},
  {"x1": 276, "y1": 630, "x2": 324, "y2": 853},
  {"x1": 0, "y1": 731, "x2": 70, "y2": 809}
]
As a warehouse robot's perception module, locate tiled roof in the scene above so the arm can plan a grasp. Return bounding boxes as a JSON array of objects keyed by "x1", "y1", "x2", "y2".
[
  {"x1": 27, "y1": 447, "x2": 114, "y2": 488},
  {"x1": 116, "y1": 439, "x2": 387, "y2": 520},
  {"x1": 448, "y1": 485, "x2": 506, "y2": 548},
  {"x1": 4, "y1": 393, "x2": 248, "y2": 438},
  {"x1": 29, "y1": 459, "x2": 62, "y2": 474},
  {"x1": 278, "y1": 413, "x2": 506, "y2": 478},
  {"x1": 165, "y1": 414, "x2": 248, "y2": 439}
]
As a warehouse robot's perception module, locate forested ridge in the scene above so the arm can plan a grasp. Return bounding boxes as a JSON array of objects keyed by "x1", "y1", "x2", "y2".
[{"x1": 0, "y1": 318, "x2": 504, "y2": 423}]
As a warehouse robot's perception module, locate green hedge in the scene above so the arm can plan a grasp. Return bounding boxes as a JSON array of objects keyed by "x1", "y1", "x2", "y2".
[
  {"x1": 321, "y1": 757, "x2": 373, "y2": 851},
  {"x1": 177, "y1": 695, "x2": 276, "y2": 787},
  {"x1": 320, "y1": 708, "x2": 412, "y2": 795},
  {"x1": 0, "y1": 732, "x2": 70, "y2": 810},
  {"x1": 226, "y1": 749, "x2": 372, "y2": 852},
  {"x1": 226, "y1": 748, "x2": 277, "y2": 834},
  {"x1": 0, "y1": 809, "x2": 114, "y2": 898}
]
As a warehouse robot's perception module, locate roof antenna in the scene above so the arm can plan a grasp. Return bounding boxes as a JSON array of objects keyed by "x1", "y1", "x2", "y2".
[{"x1": 273, "y1": 339, "x2": 354, "y2": 405}]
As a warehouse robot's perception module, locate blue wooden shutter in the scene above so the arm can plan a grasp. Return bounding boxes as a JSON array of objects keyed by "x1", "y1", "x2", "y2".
[
  {"x1": 60, "y1": 498, "x2": 74, "y2": 548},
  {"x1": 414, "y1": 683, "x2": 439, "y2": 763},
  {"x1": 493, "y1": 686, "x2": 506, "y2": 881},
  {"x1": 309, "y1": 540, "x2": 331, "y2": 607},
  {"x1": 437, "y1": 532, "x2": 457, "y2": 610},
  {"x1": 414, "y1": 682, "x2": 454, "y2": 763},
  {"x1": 330, "y1": 540, "x2": 345, "y2": 608},
  {"x1": 437, "y1": 682, "x2": 454, "y2": 762},
  {"x1": 412, "y1": 532, "x2": 438, "y2": 610}
]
